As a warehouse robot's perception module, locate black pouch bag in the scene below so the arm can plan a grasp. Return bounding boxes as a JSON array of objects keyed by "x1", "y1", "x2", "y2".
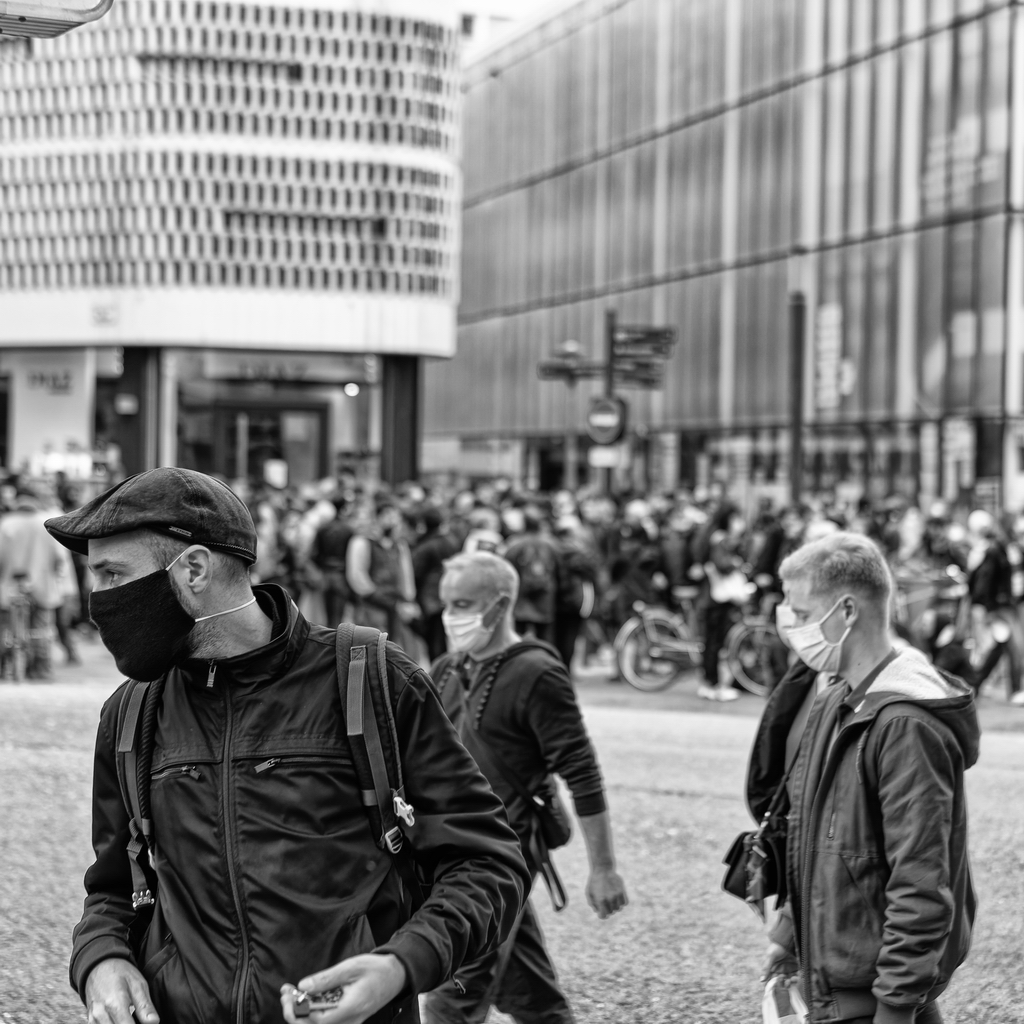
[
  {"x1": 722, "y1": 765, "x2": 791, "y2": 922},
  {"x1": 530, "y1": 775, "x2": 573, "y2": 850},
  {"x1": 464, "y1": 728, "x2": 572, "y2": 912}
]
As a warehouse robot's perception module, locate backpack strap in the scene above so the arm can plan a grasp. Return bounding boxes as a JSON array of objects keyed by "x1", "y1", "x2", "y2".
[
  {"x1": 335, "y1": 625, "x2": 418, "y2": 855},
  {"x1": 114, "y1": 679, "x2": 156, "y2": 910}
]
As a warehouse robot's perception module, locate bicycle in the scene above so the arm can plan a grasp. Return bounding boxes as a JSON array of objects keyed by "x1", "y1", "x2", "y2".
[
  {"x1": 614, "y1": 585, "x2": 786, "y2": 696},
  {"x1": 724, "y1": 593, "x2": 786, "y2": 698},
  {"x1": 613, "y1": 586, "x2": 704, "y2": 692}
]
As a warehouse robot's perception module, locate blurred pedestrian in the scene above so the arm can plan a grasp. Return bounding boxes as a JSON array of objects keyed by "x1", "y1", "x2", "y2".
[
  {"x1": 0, "y1": 487, "x2": 69, "y2": 679},
  {"x1": 504, "y1": 508, "x2": 561, "y2": 646},
  {"x1": 965, "y1": 509, "x2": 1024, "y2": 704},
  {"x1": 310, "y1": 496, "x2": 354, "y2": 626},
  {"x1": 696, "y1": 507, "x2": 746, "y2": 702},
  {"x1": 411, "y1": 504, "x2": 458, "y2": 662},
  {"x1": 347, "y1": 496, "x2": 420, "y2": 649}
]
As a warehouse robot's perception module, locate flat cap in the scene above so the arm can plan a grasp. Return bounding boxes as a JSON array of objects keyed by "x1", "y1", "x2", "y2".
[{"x1": 45, "y1": 467, "x2": 258, "y2": 564}]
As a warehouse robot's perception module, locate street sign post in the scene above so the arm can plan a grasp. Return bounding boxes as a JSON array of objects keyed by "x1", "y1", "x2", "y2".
[{"x1": 537, "y1": 311, "x2": 676, "y2": 493}]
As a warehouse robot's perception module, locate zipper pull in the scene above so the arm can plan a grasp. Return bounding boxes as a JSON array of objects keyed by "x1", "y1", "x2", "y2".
[
  {"x1": 187, "y1": 766, "x2": 201, "y2": 780},
  {"x1": 827, "y1": 812, "x2": 836, "y2": 840},
  {"x1": 254, "y1": 758, "x2": 279, "y2": 774},
  {"x1": 207, "y1": 662, "x2": 216, "y2": 689}
]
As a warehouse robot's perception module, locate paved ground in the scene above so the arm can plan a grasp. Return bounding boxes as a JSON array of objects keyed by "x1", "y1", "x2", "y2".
[{"x1": 1, "y1": 635, "x2": 1022, "y2": 1022}]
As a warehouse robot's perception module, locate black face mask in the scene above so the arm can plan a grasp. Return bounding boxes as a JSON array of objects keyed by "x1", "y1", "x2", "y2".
[{"x1": 89, "y1": 567, "x2": 196, "y2": 681}]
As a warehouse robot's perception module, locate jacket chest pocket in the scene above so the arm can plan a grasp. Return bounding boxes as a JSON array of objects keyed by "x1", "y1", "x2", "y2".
[{"x1": 237, "y1": 752, "x2": 364, "y2": 838}]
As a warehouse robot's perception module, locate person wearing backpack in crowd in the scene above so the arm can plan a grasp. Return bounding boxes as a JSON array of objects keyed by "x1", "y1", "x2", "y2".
[
  {"x1": 46, "y1": 468, "x2": 529, "y2": 1024},
  {"x1": 426, "y1": 551, "x2": 628, "y2": 1024},
  {"x1": 504, "y1": 508, "x2": 561, "y2": 646}
]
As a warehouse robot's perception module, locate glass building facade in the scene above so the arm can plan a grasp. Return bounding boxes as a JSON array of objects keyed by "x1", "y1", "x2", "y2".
[{"x1": 424, "y1": 0, "x2": 1024, "y2": 510}]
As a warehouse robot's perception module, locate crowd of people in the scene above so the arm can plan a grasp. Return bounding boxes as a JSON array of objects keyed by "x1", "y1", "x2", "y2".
[
  {"x1": 224, "y1": 475, "x2": 1024, "y2": 706},
  {"x1": 2, "y1": 466, "x2": 1024, "y2": 707},
  {"x1": 0, "y1": 464, "x2": 988, "y2": 1024}
]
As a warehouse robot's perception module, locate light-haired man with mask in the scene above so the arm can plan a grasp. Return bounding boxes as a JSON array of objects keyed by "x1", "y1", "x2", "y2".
[
  {"x1": 425, "y1": 551, "x2": 628, "y2": 1024},
  {"x1": 752, "y1": 533, "x2": 977, "y2": 1024}
]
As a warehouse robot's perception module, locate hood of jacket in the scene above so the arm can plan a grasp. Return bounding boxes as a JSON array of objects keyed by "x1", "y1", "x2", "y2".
[{"x1": 847, "y1": 646, "x2": 980, "y2": 769}]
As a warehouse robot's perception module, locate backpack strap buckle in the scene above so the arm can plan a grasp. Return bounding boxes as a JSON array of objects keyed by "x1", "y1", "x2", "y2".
[
  {"x1": 393, "y1": 792, "x2": 416, "y2": 828},
  {"x1": 132, "y1": 888, "x2": 154, "y2": 910},
  {"x1": 384, "y1": 826, "x2": 404, "y2": 855}
]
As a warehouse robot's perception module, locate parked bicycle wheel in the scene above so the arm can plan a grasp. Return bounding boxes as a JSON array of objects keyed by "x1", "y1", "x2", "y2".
[
  {"x1": 725, "y1": 621, "x2": 784, "y2": 697},
  {"x1": 614, "y1": 613, "x2": 689, "y2": 692}
]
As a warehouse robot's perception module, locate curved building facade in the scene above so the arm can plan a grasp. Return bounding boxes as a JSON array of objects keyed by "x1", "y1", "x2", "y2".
[{"x1": 0, "y1": 0, "x2": 461, "y2": 483}]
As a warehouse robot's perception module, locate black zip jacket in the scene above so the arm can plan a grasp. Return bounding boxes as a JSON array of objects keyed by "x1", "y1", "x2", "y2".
[
  {"x1": 70, "y1": 586, "x2": 529, "y2": 1024},
  {"x1": 755, "y1": 650, "x2": 978, "y2": 1024}
]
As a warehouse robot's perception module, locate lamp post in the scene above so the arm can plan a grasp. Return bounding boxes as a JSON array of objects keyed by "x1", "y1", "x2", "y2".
[
  {"x1": 788, "y1": 248, "x2": 809, "y2": 505},
  {"x1": 555, "y1": 339, "x2": 581, "y2": 491}
]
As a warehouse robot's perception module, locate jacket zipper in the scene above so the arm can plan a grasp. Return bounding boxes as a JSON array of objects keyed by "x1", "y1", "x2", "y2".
[
  {"x1": 253, "y1": 755, "x2": 341, "y2": 774},
  {"x1": 798, "y1": 686, "x2": 840, "y2": 1002},
  {"x1": 799, "y1": 691, "x2": 866, "y2": 1006},
  {"x1": 220, "y1": 668, "x2": 251, "y2": 1024},
  {"x1": 151, "y1": 764, "x2": 201, "y2": 781}
]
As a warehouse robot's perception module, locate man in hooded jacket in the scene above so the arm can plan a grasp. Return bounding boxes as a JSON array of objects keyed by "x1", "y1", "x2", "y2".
[{"x1": 759, "y1": 532, "x2": 977, "y2": 1024}]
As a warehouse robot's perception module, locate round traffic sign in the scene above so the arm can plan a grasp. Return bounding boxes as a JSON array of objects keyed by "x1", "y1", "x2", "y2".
[{"x1": 586, "y1": 396, "x2": 627, "y2": 445}]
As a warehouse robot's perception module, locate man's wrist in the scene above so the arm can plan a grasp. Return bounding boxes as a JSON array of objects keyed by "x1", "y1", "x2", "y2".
[{"x1": 380, "y1": 953, "x2": 407, "y2": 988}]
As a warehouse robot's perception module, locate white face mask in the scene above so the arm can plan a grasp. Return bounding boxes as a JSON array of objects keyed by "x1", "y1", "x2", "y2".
[
  {"x1": 442, "y1": 599, "x2": 501, "y2": 655},
  {"x1": 785, "y1": 596, "x2": 852, "y2": 676},
  {"x1": 775, "y1": 602, "x2": 797, "y2": 649}
]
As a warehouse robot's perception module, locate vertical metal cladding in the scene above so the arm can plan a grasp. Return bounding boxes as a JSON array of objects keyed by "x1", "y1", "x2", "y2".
[{"x1": 430, "y1": 0, "x2": 1018, "y2": 498}]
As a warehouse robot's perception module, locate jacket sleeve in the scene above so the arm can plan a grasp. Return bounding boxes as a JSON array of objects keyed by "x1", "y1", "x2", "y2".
[
  {"x1": 373, "y1": 657, "x2": 530, "y2": 996},
  {"x1": 522, "y1": 663, "x2": 607, "y2": 818},
  {"x1": 871, "y1": 713, "x2": 960, "y2": 1014},
  {"x1": 69, "y1": 688, "x2": 141, "y2": 1000}
]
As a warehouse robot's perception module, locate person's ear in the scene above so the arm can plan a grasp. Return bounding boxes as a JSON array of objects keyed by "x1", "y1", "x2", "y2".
[
  {"x1": 178, "y1": 546, "x2": 214, "y2": 593},
  {"x1": 842, "y1": 594, "x2": 859, "y2": 626}
]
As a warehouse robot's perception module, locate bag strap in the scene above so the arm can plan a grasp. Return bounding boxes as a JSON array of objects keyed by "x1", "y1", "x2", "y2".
[
  {"x1": 115, "y1": 679, "x2": 156, "y2": 911},
  {"x1": 755, "y1": 757, "x2": 797, "y2": 836},
  {"x1": 464, "y1": 721, "x2": 569, "y2": 913},
  {"x1": 335, "y1": 623, "x2": 423, "y2": 912},
  {"x1": 464, "y1": 722, "x2": 542, "y2": 813}
]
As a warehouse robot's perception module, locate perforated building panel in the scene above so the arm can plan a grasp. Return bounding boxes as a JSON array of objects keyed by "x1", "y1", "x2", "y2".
[{"x1": 0, "y1": 0, "x2": 461, "y2": 354}]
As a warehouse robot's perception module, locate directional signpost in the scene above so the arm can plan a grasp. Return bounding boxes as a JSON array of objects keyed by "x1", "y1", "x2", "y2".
[{"x1": 537, "y1": 310, "x2": 676, "y2": 492}]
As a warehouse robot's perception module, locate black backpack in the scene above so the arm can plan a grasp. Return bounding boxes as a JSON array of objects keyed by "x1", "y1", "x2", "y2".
[{"x1": 113, "y1": 624, "x2": 422, "y2": 919}]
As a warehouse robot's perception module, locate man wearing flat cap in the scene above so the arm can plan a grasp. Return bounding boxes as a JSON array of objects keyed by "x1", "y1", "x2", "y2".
[{"x1": 51, "y1": 467, "x2": 529, "y2": 1024}]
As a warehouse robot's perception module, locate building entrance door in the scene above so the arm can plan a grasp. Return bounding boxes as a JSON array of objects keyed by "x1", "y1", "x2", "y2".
[{"x1": 217, "y1": 405, "x2": 328, "y2": 486}]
